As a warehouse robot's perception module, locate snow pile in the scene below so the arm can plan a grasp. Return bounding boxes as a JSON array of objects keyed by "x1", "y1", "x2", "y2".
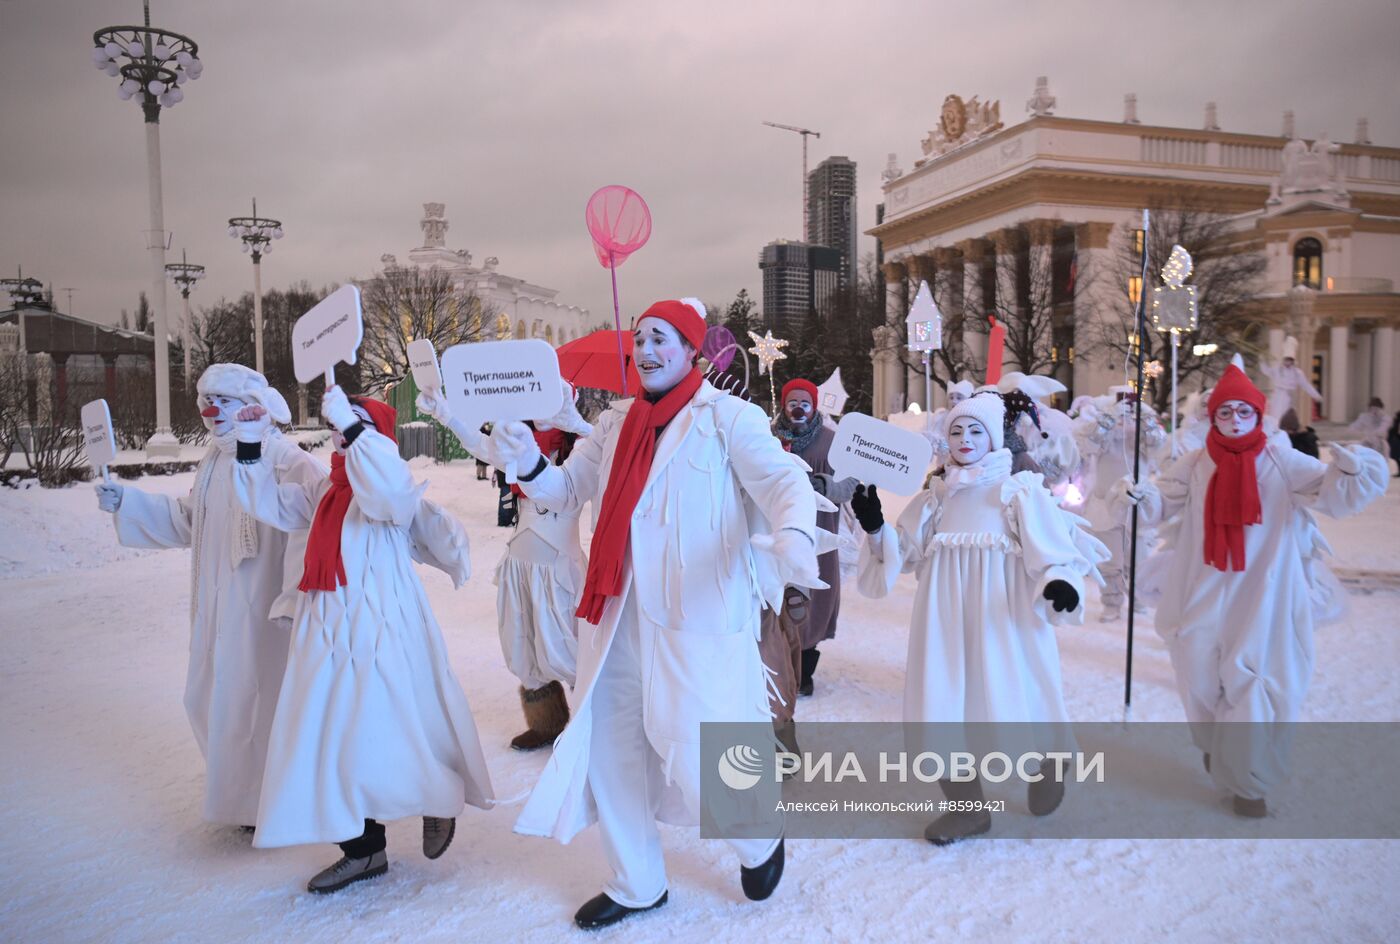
[{"x1": 0, "y1": 476, "x2": 187, "y2": 579}]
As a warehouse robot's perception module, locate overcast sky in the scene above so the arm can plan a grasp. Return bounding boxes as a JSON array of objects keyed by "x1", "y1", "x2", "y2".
[{"x1": 2, "y1": 0, "x2": 1397, "y2": 328}]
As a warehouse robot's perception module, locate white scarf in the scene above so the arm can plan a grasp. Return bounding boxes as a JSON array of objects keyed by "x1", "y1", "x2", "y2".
[
  {"x1": 187, "y1": 431, "x2": 270, "y2": 621},
  {"x1": 944, "y1": 447, "x2": 1013, "y2": 497}
]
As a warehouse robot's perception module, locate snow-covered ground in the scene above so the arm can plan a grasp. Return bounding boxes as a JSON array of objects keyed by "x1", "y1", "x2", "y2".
[{"x1": 2, "y1": 450, "x2": 1397, "y2": 943}]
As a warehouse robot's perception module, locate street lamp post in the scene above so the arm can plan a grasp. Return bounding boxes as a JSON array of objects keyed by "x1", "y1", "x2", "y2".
[
  {"x1": 91, "y1": 1, "x2": 202, "y2": 457},
  {"x1": 227, "y1": 198, "x2": 283, "y2": 377},
  {"x1": 165, "y1": 249, "x2": 205, "y2": 391}
]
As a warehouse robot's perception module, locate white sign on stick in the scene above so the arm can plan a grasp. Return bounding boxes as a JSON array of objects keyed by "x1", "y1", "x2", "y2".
[
  {"x1": 292, "y1": 284, "x2": 363, "y2": 384},
  {"x1": 830, "y1": 412, "x2": 934, "y2": 496},
  {"x1": 407, "y1": 338, "x2": 443, "y2": 391},
  {"x1": 440, "y1": 339, "x2": 564, "y2": 482},
  {"x1": 80, "y1": 398, "x2": 117, "y2": 480}
]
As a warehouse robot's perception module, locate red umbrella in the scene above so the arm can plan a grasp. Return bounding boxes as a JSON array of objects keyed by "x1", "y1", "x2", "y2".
[{"x1": 556, "y1": 330, "x2": 640, "y2": 395}]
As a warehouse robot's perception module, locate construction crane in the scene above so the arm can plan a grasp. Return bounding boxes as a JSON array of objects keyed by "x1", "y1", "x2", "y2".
[{"x1": 762, "y1": 121, "x2": 820, "y2": 241}]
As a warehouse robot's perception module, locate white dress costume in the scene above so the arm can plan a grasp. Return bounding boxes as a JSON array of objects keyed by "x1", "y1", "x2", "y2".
[
  {"x1": 233, "y1": 426, "x2": 493, "y2": 847},
  {"x1": 1145, "y1": 433, "x2": 1387, "y2": 799},
  {"x1": 858, "y1": 449, "x2": 1107, "y2": 739},
  {"x1": 108, "y1": 370, "x2": 323, "y2": 827},
  {"x1": 495, "y1": 481, "x2": 585, "y2": 690}
]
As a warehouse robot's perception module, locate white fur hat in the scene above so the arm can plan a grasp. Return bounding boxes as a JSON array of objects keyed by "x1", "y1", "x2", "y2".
[
  {"x1": 196, "y1": 363, "x2": 292, "y2": 424},
  {"x1": 946, "y1": 391, "x2": 1006, "y2": 451},
  {"x1": 947, "y1": 380, "x2": 975, "y2": 400}
]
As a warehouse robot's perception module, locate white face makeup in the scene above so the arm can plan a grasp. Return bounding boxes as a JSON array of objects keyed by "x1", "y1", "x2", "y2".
[
  {"x1": 632, "y1": 316, "x2": 692, "y2": 393},
  {"x1": 198, "y1": 394, "x2": 246, "y2": 433},
  {"x1": 784, "y1": 390, "x2": 815, "y2": 426},
  {"x1": 948, "y1": 391, "x2": 968, "y2": 406},
  {"x1": 1212, "y1": 399, "x2": 1259, "y2": 438},
  {"x1": 948, "y1": 419, "x2": 991, "y2": 465}
]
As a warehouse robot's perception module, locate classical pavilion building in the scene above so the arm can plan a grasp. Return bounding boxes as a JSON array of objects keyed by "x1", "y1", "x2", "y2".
[{"x1": 868, "y1": 78, "x2": 1400, "y2": 422}]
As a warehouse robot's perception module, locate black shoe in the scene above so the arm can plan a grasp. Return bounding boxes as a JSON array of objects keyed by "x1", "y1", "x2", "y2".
[
  {"x1": 740, "y1": 838, "x2": 784, "y2": 901},
  {"x1": 574, "y1": 891, "x2": 668, "y2": 930}
]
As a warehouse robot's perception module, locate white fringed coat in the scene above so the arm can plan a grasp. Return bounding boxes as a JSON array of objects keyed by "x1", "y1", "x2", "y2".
[
  {"x1": 512, "y1": 382, "x2": 817, "y2": 843},
  {"x1": 1148, "y1": 433, "x2": 1388, "y2": 799}
]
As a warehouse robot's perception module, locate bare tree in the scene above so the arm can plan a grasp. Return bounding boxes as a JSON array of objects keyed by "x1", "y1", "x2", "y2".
[
  {"x1": 1089, "y1": 198, "x2": 1267, "y2": 415},
  {"x1": 358, "y1": 264, "x2": 494, "y2": 393}
]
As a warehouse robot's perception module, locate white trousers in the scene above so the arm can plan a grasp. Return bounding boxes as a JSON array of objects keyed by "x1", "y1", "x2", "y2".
[{"x1": 586, "y1": 594, "x2": 778, "y2": 907}]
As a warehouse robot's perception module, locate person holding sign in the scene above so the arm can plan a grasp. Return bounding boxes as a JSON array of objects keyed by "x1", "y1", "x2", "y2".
[
  {"x1": 93, "y1": 364, "x2": 325, "y2": 831},
  {"x1": 418, "y1": 381, "x2": 594, "y2": 752},
  {"x1": 230, "y1": 387, "x2": 493, "y2": 894},
  {"x1": 770, "y1": 377, "x2": 859, "y2": 703},
  {"x1": 479, "y1": 298, "x2": 819, "y2": 930},
  {"x1": 852, "y1": 392, "x2": 1108, "y2": 845},
  {"x1": 1126, "y1": 364, "x2": 1388, "y2": 817}
]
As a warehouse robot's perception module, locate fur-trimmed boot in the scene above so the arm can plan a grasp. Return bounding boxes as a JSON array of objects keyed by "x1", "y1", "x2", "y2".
[{"x1": 510, "y1": 681, "x2": 570, "y2": 752}]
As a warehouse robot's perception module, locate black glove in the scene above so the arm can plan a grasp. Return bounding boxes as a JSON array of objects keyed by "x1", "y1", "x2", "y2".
[
  {"x1": 1043, "y1": 580, "x2": 1079, "y2": 613},
  {"x1": 851, "y1": 484, "x2": 884, "y2": 534}
]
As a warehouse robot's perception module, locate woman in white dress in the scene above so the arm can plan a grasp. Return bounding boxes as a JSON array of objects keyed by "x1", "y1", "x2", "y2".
[
  {"x1": 230, "y1": 387, "x2": 493, "y2": 894},
  {"x1": 853, "y1": 392, "x2": 1107, "y2": 844}
]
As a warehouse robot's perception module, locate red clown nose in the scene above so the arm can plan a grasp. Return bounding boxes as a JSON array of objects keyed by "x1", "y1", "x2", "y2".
[{"x1": 201, "y1": 406, "x2": 221, "y2": 418}]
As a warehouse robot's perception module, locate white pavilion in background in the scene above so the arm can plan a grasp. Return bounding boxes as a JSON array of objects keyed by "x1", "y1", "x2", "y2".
[{"x1": 374, "y1": 203, "x2": 597, "y2": 347}]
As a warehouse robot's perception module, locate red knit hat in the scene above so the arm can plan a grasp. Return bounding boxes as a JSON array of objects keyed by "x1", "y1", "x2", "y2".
[
  {"x1": 634, "y1": 299, "x2": 707, "y2": 351},
  {"x1": 1207, "y1": 365, "x2": 1265, "y2": 417},
  {"x1": 350, "y1": 396, "x2": 398, "y2": 444},
  {"x1": 781, "y1": 378, "x2": 819, "y2": 406}
]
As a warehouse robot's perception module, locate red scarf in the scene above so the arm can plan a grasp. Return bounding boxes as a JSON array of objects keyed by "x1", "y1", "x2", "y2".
[
  {"x1": 300, "y1": 397, "x2": 398, "y2": 592},
  {"x1": 1203, "y1": 425, "x2": 1267, "y2": 572},
  {"x1": 300, "y1": 453, "x2": 353, "y2": 591},
  {"x1": 576, "y1": 367, "x2": 704, "y2": 624}
]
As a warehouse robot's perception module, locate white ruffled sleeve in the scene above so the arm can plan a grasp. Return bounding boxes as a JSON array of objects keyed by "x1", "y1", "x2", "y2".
[
  {"x1": 407, "y1": 495, "x2": 472, "y2": 588},
  {"x1": 1004, "y1": 472, "x2": 1108, "y2": 625},
  {"x1": 344, "y1": 427, "x2": 420, "y2": 528}
]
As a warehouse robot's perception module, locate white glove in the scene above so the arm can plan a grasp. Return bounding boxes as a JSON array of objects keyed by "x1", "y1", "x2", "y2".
[
  {"x1": 1119, "y1": 475, "x2": 1158, "y2": 506},
  {"x1": 415, "y1": 388, "x2": 454, "y2": 426},
  {"x1": 1329, "y1": 443, "x2": 1361, "y2": 475},
  {"x1": 94, "y1": 480, "x2": 124, "y2": 513},
  {"x1": 489, "y1": 420, "x2": 542, "y2": 473},
  {"x1": 233, "y1": 404, "x2": 271, "y2": 444},
  {"x1": 321, "y1": 385, "x2": 358, "y2": 433},
  {"x1": 773, "y1": 527, "x2": 821, "y2": 590}
]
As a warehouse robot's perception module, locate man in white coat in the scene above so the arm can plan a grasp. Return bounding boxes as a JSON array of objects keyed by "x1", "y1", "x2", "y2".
[
  {"x1": 1128, "y1": 363, "x2": 1388, "y2": 816},
  {"x1": 93, "y1": 364, "x2": 324, "y2": 830},
  {"x1": 1259, "y1": 336, "x2": 1322, "y2": 422},
  {"x1": 485, "y1": 298, "x2": 820, "y2": 930}
]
